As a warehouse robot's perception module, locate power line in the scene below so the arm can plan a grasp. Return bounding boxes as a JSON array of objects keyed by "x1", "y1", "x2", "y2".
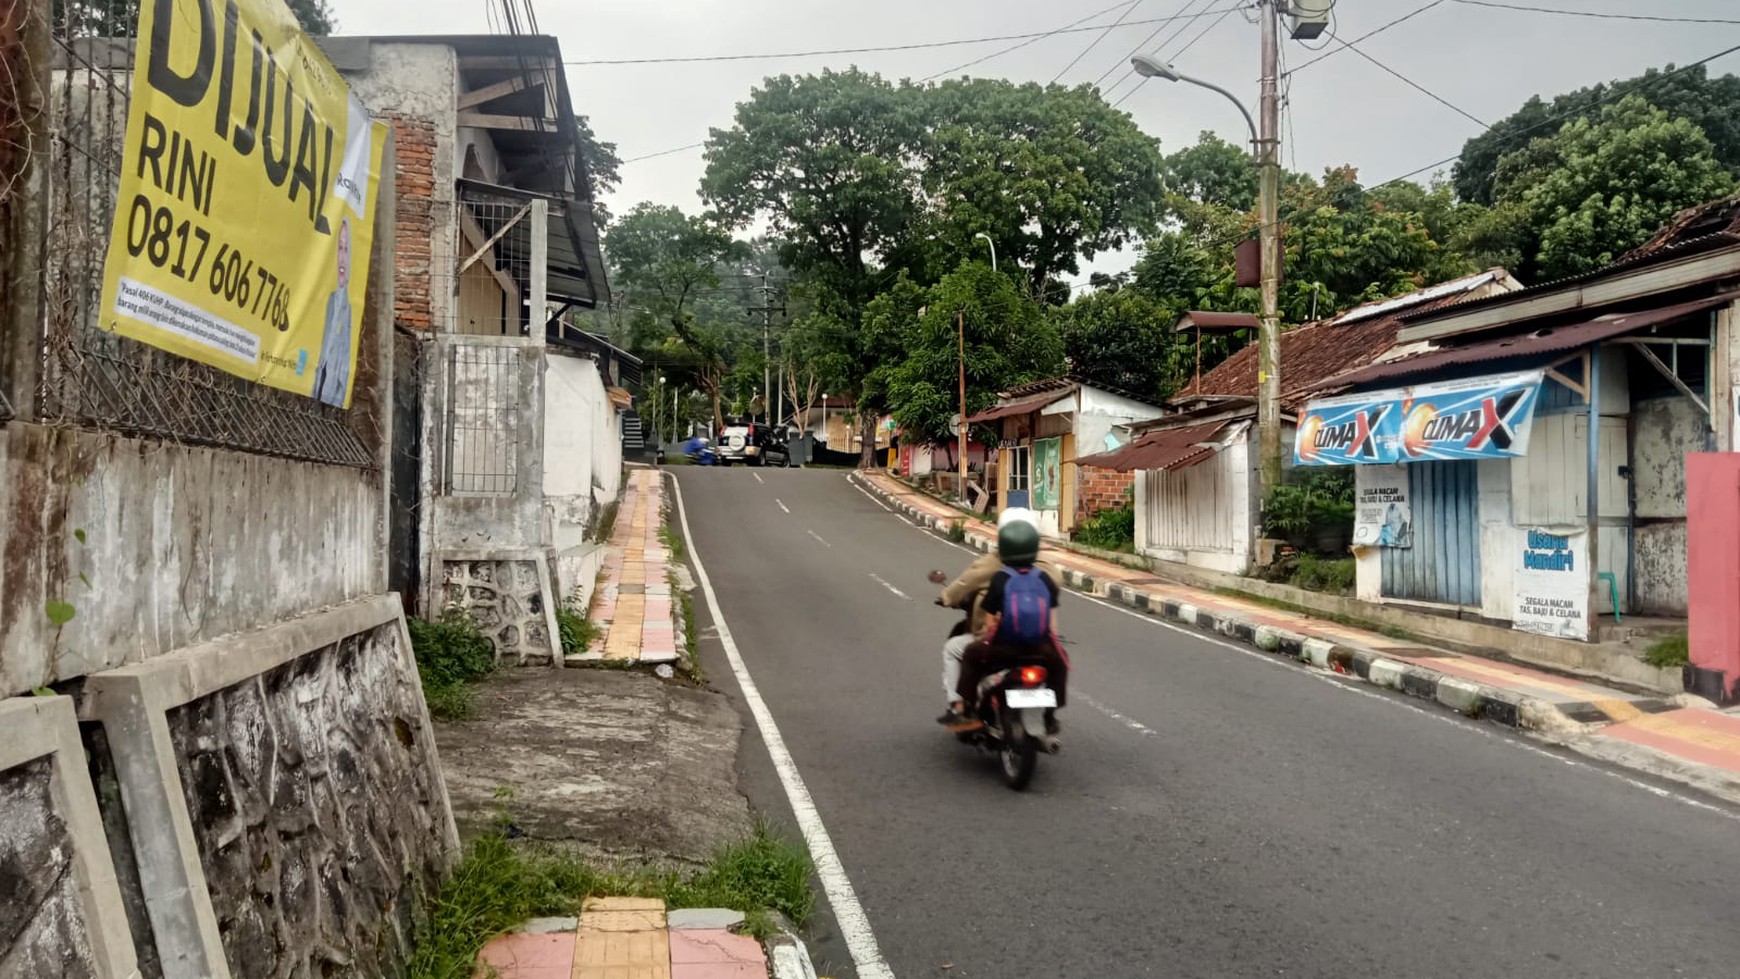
[
  {"x1": 564, "y1": 6, "x2": 1249, "y2": 66},
  {"x1": 1111, "y1": 2, "x2": 1242, "y2": 108},
  {"x1": 622, "y1": 142, "x2": 706, "y2": 165},
  {"x1": 1093, "y1": 0, "x2": 1209, "y2": 88},
  {"x1": 1451, "y1": 0, "x2": 1740, "y2": 26},
  {"x1": 1053, "y1": 0, "x2": 1146, "y2": 84},
  {"x1": 1288, "y1": 0, "x2": 1446, "y2": 74},
  {"x1": 1322, "y1": 30, "x2": 1488, "y2": 130},
  {"x1": 923, "y1": 0, "x2": 1135, "y2": 82}
]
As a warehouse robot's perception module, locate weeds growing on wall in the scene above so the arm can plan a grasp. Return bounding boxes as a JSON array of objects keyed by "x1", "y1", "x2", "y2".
[
  {"x1": 946, "y1": 519, "x2": 967, "y2": 544},
  {"x1": 1646, "y1": 632, "x2": 1689, "y2": 668},
  {"x1": 1288, "y1": 555, "x2": 1357, "y2": 596},
  {"x1": 554, "y1": 598, "x2": 600, "y2": 657},
  {"x1": 1074, "y1": 504, "x2": 1136, "y2": 552},
  {"x1": 407, "y1": 821, "x2": 814, "y2": 979},
  {"x1": 408, "y1": 610, "x2": 496, "y2": 721}
]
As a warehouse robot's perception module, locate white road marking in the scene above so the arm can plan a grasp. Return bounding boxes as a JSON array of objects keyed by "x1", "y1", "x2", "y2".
[
  {"x1": 776, "y1": 499, "x2": 791, "y2": 514},
  {"x1": 754, "y1": 472, "x2": 766, "y2": 484},
  {"x1": 868, "y1": 573, "x2": 911, "y2": 601},
  {"x1": 670, "y1": 474, "x2": 895, "y2": 978},
  {"x1": 807, "y1": 529, "x2": 832, "y2": 549},
  {"x1": 1076, "y1": 693, "x2": 1158, "y2": 737},
  {"x1": 848, "y1": 472, "x2": 896, "y2": 512},
  {"x1": 852, "y1": 473, "x2": 1740, "y2": 824}
]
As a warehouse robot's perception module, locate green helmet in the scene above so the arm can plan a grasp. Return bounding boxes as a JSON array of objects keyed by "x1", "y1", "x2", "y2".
[{"x1": 997, "y1": 520, "x2": 1041, "y2": 567}]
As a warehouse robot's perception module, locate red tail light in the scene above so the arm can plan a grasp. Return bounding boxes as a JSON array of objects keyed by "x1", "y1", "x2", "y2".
[
  {"x1": 748, "y1": 424, "x2": 756, "y2": 437},
  {"x1": 1019, "y1": 666, "x2": 1047, "y2": 686}
]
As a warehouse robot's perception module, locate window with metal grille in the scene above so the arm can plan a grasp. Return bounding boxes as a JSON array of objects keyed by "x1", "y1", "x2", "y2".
[{"x1": 444, "y1": 344, "x2": 520, "y2": 494}]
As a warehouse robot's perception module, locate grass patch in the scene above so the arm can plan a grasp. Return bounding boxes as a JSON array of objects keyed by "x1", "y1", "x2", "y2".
[
  {"x1": 408, "y1": 822, "x2": 813, "y2": 979},
  {"x1": 946, "y1": 519, "x2": 967, "y2": 544},
  {"x1": 409, "y1": 610, "x2": 496, "y2": 721},
  {"x1": 1288, "y1": 555, "x2": 1356, "y2": 596},
  {"x1": 589, "y1": 500, "x2": 621, "y2": 546},
  {"x1": 660, "y1": 522, "x2": 686, "y2": 562},
  {"x1": 1645, "y1": 631, "x2": 1689, "y2": 669},
  {"x1": 555, "y1": 598, "x2": 601, "y2": 657},
  {"x1": 1073, "y1": 504, "x2": 1136, "y2": 553}
]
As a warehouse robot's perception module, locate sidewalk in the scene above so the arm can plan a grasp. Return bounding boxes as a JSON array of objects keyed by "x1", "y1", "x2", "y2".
[
  {"x1": 478, "y1": 899, "x2": 816, "y2": 979},
  {"x1": 581, "y1": 468, "x2": 680, "y2": 666},
  {"x1": 857, "y1": 470, "x2": 1740, "y2": 801}
]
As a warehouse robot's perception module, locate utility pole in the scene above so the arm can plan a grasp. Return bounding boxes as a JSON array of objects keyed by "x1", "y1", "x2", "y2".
[
  {"x1": 958, "y1": 309, "x2": 968, "y2": 502},
  {"x1": 1257, "y1": 0, "x2": 1284, "y2": 501},
  {"x1": 747, "y1": 271, "x2": 785, "y2": 424}
]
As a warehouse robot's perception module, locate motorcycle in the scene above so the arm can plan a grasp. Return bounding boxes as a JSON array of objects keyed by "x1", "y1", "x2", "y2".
[
  {"x1": 929, "y1": 571, "x2": 1061, "y2": 791},
  {"x1": 681, "y1": 437, "x2": 720, "y2": 466}
]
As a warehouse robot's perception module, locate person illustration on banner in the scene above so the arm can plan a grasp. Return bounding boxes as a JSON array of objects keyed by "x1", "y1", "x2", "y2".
[
  {"x1": 1381, "y1": 500, "x2": 1411, "y2": 547},
  {"x1": 313, "y1": 219, "x2": 354, "y2": 408}
]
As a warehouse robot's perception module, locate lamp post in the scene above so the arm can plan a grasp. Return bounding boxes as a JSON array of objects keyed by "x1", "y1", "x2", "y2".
[
  {"x1": 973, "y1": 232, "x2": 997, "y2": 273},
  {"x1": 822, "y1": 394, "x2": 830, "y2": 448},
  {"x1": 1132, "y1": 6, "x2": 1283, "y2": 501}
]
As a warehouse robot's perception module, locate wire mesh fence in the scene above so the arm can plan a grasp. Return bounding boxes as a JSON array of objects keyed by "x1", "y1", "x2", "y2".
[{"x1": 22, "y1": 0, "x2": 376, "y2": 467}]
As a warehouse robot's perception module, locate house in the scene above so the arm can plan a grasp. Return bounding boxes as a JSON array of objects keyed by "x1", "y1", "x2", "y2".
[
  {"x1": 1290, "y1": 199, "x2": 1740, "y2": 671},
  {"x1": 789, "y1": 397, "x2": 891, "y2": 454},
  {"x1": 323, "y1": 33, "x2": 622, "y2": 661},
  {"x1": 1076, "y1": 269, "x2": 1522, "y2": 573},
  {"x1": 966, "y1": 377, "x2": 1169, "y2": 538}
]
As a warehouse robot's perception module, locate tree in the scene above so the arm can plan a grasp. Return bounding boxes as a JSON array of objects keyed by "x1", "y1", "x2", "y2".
[
  {"x1": 55, "y1": 0, "x2": 333, "y2": 36},
  {"x1": 605, "y1": 203, "x2": 744, "y2": 427},
  {"x1": 918, "y1": 79, "x2": 1164, "y2": 297},
  {"x1": 874, "y1": 264, "x2": 1064, "y2": 446},
  {"x1": 1160, "y1": 131, "x2": 1258, "y2": 213},
  {"x1": 1493, "y1": 95, "x2": 1736, "y2": 279},
  {"x1": 1454, "y1": 64, "x2": 1740, "y2": 206},
  {"x1": 575, "y1": 116, "x2": 621, "y2": 228},
  {"x1": 1054, "y1": 289, "x2": 1193, "y2": 400}
]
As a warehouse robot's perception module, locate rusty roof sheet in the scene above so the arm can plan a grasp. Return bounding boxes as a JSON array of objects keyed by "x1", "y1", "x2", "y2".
[
  {"x1": 1170, "y1": 315, "x2": 1402, "y2": 411},
  {"x1": 1623, "y1": 195, "x2": 1740, "y2": 262},
  {"x1": 965, "y1": 389, "x2": 1072, "y2": 424},
  {"x1": 1073, "y1": 420, "x2": 1232, "y2": 473},
  {"x1": 1324, "y1": 294, "x2": 1735, "y2": 390}
]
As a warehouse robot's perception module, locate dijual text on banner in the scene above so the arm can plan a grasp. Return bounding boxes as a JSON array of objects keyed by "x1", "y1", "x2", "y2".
[{"x1": 100, "y1": 0, "x2": 387, "y2": 408}]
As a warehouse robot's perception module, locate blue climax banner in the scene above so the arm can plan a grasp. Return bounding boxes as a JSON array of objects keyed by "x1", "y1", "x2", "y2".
[{"x1": 1295, "y1": 369, "x2": 1545, "y2": 466}]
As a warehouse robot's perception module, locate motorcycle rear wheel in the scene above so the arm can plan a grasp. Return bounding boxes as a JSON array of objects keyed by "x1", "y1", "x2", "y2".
[{"x1": 999, "y1": 713, "x2": 1038, "y2": 790}]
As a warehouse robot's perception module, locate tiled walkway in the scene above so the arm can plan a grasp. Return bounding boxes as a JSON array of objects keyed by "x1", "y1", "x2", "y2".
[
  {"x1": 477, "y1": 898, "x2": 766, "y2": 979},
  {"x1": 582, "y1": 469, "x2": 678, "y2": 665}
]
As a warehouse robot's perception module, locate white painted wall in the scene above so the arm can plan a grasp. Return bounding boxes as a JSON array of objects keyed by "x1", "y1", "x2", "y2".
[
  {"x1": 544, "y1": 351, "x2": 622, "y2": 551},
  {"x1": 1136, "y1": 432, "x2": 1254, "y2": 575}
]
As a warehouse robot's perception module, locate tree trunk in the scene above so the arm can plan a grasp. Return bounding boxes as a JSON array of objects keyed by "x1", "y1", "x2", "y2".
[{"x1": 858, "y1": 413, "x2": 877, "y2": 469}]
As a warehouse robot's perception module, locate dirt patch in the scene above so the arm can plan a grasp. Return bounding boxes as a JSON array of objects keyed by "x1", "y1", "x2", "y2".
[{"x1": 433, "y1": 667, "x2": 753, "y2": 867}]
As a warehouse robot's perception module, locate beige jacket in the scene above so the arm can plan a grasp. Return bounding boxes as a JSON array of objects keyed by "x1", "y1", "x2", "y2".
[{"x1": 939, "y1": 551, "x2": 1060, "y2": 636}]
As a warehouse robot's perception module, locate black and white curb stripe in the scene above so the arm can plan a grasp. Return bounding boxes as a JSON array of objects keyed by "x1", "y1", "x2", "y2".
[{"x1": 856, "y1": 474, "x2": 1586, "y2": 737}]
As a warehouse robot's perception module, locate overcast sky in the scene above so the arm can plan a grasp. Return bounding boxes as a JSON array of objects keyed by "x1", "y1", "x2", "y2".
[{"x1": 334, "y1": 0, "x2": 1740, "y2": 284}]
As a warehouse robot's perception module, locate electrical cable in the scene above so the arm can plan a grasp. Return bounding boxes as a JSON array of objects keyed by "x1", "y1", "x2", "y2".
[
  {"x1": 1111, "y1": 1, "x2": 1242, "y2": 107},
  {"x1": 1323, "y1": 30, "x2": 1488, "y2": 129},
  {"x1": 1091, "y1": 0, "x2": 1210, "y2": 88},
  {"x1": 566, "y1": 6, "x2": 1250, "y2": 66},
  {"x1": 1053, "y1": 0, "x2": 1147, "y2": 84},
  {"x1": 1288, "y1": 0, "x2": 1446, "y2": 74},
  {"x1": 1451, "y1": 1, "x2": 1740, "y2": 26},
  {"x1": 923, "y1": 0, "x2": 1137, "y2": 82}
]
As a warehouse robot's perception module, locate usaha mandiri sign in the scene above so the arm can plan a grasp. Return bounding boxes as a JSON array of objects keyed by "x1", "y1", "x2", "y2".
[{"x1": 99, "y1": 0, "x2": 387, "y2": 408}]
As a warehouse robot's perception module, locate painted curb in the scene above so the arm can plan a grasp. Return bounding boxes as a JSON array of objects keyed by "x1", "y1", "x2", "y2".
[
  {"x1": 767, "y1": 931, "x2": 821, "y2": 979},
  {"x1": 853, "y1": 473, "x2": 1580, "y2": 737}
]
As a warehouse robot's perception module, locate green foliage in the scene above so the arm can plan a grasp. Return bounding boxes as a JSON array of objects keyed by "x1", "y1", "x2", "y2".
[
  {"x1": 407, "y1": 824, "x2": 814, "y2": 979},
  {"x1": 44, "y1": 601, "x2": 76, "y2": 627},
  {"x1": 554, "y1": 600, "x2": 599, "y2": 657},
  {"x1": 946, "y1": 520, "x2": 967, "y2": 544},
  {"x1": 1645, "y1": 632, "x2": 1690, "y2": 669},
  {"x1": 1074, "y1": 505, "x2": 1136, "y2": 553},
  {"x1": 408, "y1": 611, "x2": 496, "y2": 721},
  {"x1": 874, "y1": 263, "x2": 1064, "y2": 445},
  {"x1": 1053, "y1": 289, "x2": 1190, "y2": 400},
  {"x1": 1160, "y1": 130, "x2": 1258, "y2": 213},
  {"x1": 1288, "y1": 555, "x2": 1356, "y2": 596},
  {"x1": 1492, "y1": 96, "x2": 1736, "y2": 279},
  {"x1": 574, "y1": 116, "x2": 621, "y2": 229},
  {"x1": 54, "y1": 0, "x2": 334, "y2": 35},
  {"x1": 1262, "y1": 470, "x2": 1355, "y2": 542},
  {"x1": 1455, "y1": 64, "x2": 1740, "y2": 207}
]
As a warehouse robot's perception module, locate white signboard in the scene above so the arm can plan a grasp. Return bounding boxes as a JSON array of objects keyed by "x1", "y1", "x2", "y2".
[
  {"x1": 1513, "y1": 527, "x2": 1590, "y2": 641},
  {"x1": 1353, "y1": 464, "x2": 1412, "y2": 547}
]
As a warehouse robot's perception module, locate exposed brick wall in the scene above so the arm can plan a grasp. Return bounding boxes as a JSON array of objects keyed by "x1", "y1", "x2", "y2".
[
  {"x1": 388, "y1": 114, "x2": 436, "y2": 332},
  {"x1": 1078, "y1": 466, "x2": 1135, "y2": 522}
]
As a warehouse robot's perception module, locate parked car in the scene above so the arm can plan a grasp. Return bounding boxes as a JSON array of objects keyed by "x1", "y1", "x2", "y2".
[{"x1": 718, "y1": 421, "x2": 792, "y2": 467}]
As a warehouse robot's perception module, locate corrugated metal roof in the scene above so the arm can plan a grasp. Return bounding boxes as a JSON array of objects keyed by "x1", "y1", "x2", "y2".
[
  {"x1": 1170, "y1": 316, "x2": 1402, "y2": 410},
  {"x1": 1324, "y1": 295, "x2": 1734, "y2": 389},
  {"x1": 1175, "y1": 311, "x2": 1261, "y2": 333},
  {"x1": 965, "y1": 390, "x2": 1072, "y2": 423},
  {"x1": 1334, "y1": 269, "x2": 1507, "y2": 325},
  {"x1": 1073, "y1": 421, "x2": 1231, "y2": 473}
]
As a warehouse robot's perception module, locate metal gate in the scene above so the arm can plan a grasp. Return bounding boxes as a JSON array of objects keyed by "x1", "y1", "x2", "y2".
[{"x1": 1382, "y1": 460, "x2": 1482, "y2": 607}]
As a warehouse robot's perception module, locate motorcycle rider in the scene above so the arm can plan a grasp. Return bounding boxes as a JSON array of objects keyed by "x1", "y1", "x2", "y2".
[
  {"x1": 935, "y1": 507, "x2": 1063, "y2": 731},
  {"x1": 954, "y1": 517, "x2": 1068, "y2": 737}
]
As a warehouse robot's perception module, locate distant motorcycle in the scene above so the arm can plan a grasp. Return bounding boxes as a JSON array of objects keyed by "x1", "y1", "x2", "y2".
[
  {"x1": 929, "y1": 570, "x2": 1060, "y2": 791},
  {"x1": 682, "y1": 437, "x2": 720, "y2": 466}
]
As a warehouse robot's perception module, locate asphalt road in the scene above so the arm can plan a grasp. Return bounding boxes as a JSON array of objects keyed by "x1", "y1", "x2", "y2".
[{"x1": 670, "y1": 466, "x2": 1740, "y2": 979}]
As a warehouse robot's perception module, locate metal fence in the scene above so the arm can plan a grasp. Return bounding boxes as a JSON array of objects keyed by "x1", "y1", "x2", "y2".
[
  {"x1": 20, "y1": 0, "x2": 375, "y2": 467},
  {"x1": 443, "y1": 342, "x2": 521, "y2": 495}
]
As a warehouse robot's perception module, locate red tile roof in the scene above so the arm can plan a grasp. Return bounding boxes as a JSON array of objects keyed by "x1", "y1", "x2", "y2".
[{"x1": 1170, "y1": 316, "x2": 1402, "y2": 412}]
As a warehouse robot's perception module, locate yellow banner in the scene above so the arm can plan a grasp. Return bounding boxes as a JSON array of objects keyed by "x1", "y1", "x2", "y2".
[{"x1": 100, "y1": 0, "x2": 387, "y2": 408}]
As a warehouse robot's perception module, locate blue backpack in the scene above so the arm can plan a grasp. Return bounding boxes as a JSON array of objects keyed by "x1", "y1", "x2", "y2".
[{"x1": 996, "y1": 566, "x2": 1052, "y2": 645}]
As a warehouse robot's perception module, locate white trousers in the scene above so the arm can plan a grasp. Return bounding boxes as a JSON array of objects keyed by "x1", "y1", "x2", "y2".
[{"x1": 942, "y1": 632, "x2": 975, "y2": 703}]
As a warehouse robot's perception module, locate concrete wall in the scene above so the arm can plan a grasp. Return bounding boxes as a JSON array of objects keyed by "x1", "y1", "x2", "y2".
[
  {"x1": 427, "y1": 336, "x2": 547, "y2": 558},
  {"x1": 0, "y1": 424, "x2": 385, "y2": 697},
  {"x1": 1632, "y1": 395, "x2": 1701, "y2": 615},
  {"x1": 544, "y1": 349, "x2": 621, "y2": 551}
]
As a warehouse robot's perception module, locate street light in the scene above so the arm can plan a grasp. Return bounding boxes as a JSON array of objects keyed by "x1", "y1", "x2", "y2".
[
  {"x1": 822, "y1": 394, "x2": 830, "y2": 448},
  {"x1": 973, "y1": 232, "x2": 997, "y2": 273},
  {"x1": 659, "y1": 374, "x2": 669, "y2": 443},
  {"x1": 1130, "y1": 27, "x2": 1284, "y2": 504}
]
